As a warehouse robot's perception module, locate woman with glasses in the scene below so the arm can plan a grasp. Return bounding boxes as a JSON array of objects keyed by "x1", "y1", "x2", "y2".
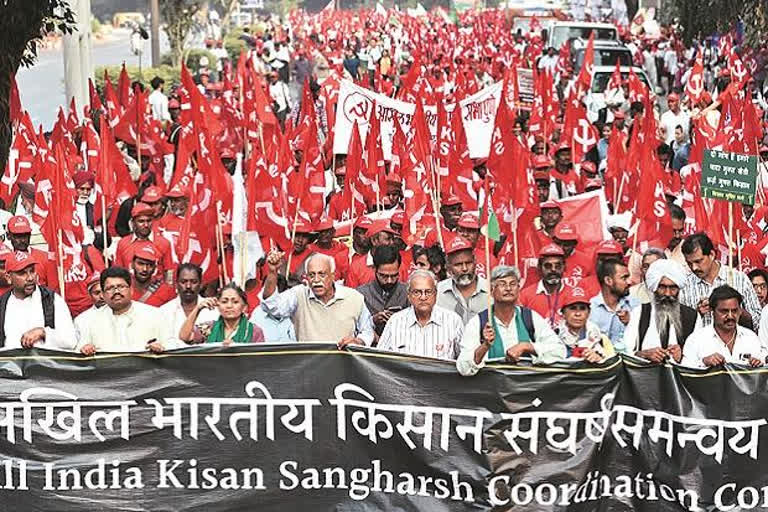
[{"x1": 179, "y1": 283, "x2": 265, "y2": 345}]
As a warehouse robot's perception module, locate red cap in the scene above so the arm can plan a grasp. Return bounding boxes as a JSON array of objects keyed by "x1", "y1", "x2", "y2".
[
  {"x1": 367, "y1": 219, "x2": 397, "y2": 237},
  {"x1": 540, "y1": 200, "x2": 560, "y2": 210},
  {"x1": 457, "y1": 212, "x2": 480, "y2": 229},
  {"x1": 595, "y1": 239, "x2": 624, "y2": 255},
  {"x1": 554, "y1": 223, "x2": 578, "y2": 241},
  {"x1": 441, "y1": 193, "x2": 462, "y2": 206},
  {"x1": 444, "y1": 235, "x2": 474, "y2": 255},
  {"x1": 133, "y1": 241, "x2": 159, "y2": 263},
  {"x1": 533, "y1": 155, "x2": 553, "y2": 169},
  {"x1": 169, "y1": 99, "x2": 181, "y2": 109},
  {"x1": 560, "y1": 286, "x2": 591, "y2": 310},
  {"x1": 581, "y1": 161, "x2": 597, "y2": 174},
  {"x1": 391, "y1": 210, "x2": 405, "y2": 225},
  {"x1": 7, "y1": 216, "x2": 31, "y2": 235},
  {"x1": 314, "y1": 214, "x2": 334, "y2": 231},
  {"x1": 87, "y1": 271, "x2": 101, "y2": 289},
  {"x1": 334, "y1": 166, "x2": 347, "y2": 176},
  {"x1": 294, "y1": 218, "x2": 315, "y2": 234},
  {"x1": 539, "y1": 243, "x2": 565, "y2": 257},
  {"x1": 556, "y1": 141, "x2": 571, "y2": 153},
  {"x1": 6, "y1": 251, "x2": 36, "y2": 273},
  {"x1": 141, "y1": 186, "x2": 163, "y2": 203},
  {"x1": 165, "y1": 183, "x2": 189, "y2": 198},
  {"x1": 584, "y1": 177, "x2": 603, "y2": 189},
  {"x1": 354, "y1": 216, "x2": 373, "y2": 231},
  {"x1": 131, "y1": 202, "x2": 155, "y2": 218}
]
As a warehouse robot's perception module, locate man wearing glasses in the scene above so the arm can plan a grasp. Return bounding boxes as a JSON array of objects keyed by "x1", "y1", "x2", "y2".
[
  {"x1": 357, "y1": 246, "x2": 409, "y2": 337},
  {"x1": 457, "y1": 266, "x2": 565, "y2": 376},
  {"x1": 77, "y1": 267, "x2": 178, "y2": 355},
  {"x1": 377, "y1": 270, "x2": 464, "y2": 359}
]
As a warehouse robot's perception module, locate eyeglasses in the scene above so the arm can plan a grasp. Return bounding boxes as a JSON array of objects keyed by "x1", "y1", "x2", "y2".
[
  {"x1": 103, "y1": 284, "x2": 129, "y2": 294},
  {"x1": 494, "y1": 280, "x2": 519, "y2": 290},
  {"x1": 754, "y1": 283, "x2": 768, "y2": 290},
  {"x1": 409, "y1": 289, "x2": 437, "y2": 298}
]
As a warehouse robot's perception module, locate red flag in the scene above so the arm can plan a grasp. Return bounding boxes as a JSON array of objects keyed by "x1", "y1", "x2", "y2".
[
  {"x1": 575, "y1": 32, "x2": 595, "y2": 96},
  {"x1": 607, "y1": 59, "x2": 623, "y2": 92},
  {"x1": 117, "y1": 64, "x2": 131, "y2": 105},
  {"x1": 684, "y1": 58, "x2": 705, "y2": 104},
  {"x1": 103, "y1": 70, "x2": 122, "y2": 126},
  {"x1": 562, "y1": 103, "x2": 598, "y2": 163}
]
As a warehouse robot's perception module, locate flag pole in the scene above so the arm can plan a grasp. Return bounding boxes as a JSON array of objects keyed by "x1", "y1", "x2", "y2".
[
  {"x1": 56, "y1": 228, "x2": 66, "y2": 301},
  {"x1": 737, "y1": 228, "x2": 742, "y2": 273},
  {"x1": 285, "y1": 199, "x2": 301, "y2": 280},
  {"x1": 728, "y1": 201, "x2": 734, "y2": 286},
  {"x1": 484, "y1": 194, "x2": 493, "y2": 339},
  {"x1": 100, "y1": 194, "x2": 109, "y2": 264},
  {"x1": 215, "y1": 201, "x2": 229, "y2": 285},
  {"x1": 349, "y1": 183, "x2": 356, "y2": 266}
]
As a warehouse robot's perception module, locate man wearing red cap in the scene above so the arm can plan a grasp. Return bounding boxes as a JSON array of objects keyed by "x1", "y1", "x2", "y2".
[
  {"x1": 140, "y1": 186, "x2": 166, "y2": 220},
  {"x1": 550, "y1": 144, "x2": 581, "y2": 200},
  {"x1": 440, "y1": 194, "x2": 463, "y2": 231},
  {"x1": 533, "y1": 155, "x2": 553, "y2": 204},
  {"x1": 437, "y1": 235, "x2": 490, "y2": 324},
  {"x1": 6, "y1": 215, "x2": 51, "y2": 287},
  {"x1": 536, "y1": 200, "x2": 562, "y2": 246},
  {"x1": 327, "y1": 166, "x2": 364, "y2": 222},
  {"x1": 74, "y1": 272, "x2": 106, "y2": 343},
  {"x1": 346, "y1": 220, "x2": 409, "y2": 288},
  {"x1": 0, "y1": 251, "x2": 76, "y2": 350},
  {"x1": 456, "y1": 212, "x2": 497, "y2": 280},
  {"x1": 0, "y1": 246, "x2": 12, "y2": 295},
  {"x1": 157, "y1": 183, "x2": 190, "y2": 237},
  {"x1": 520, "y1": 244, "x2": 568, "y2": 327},
  {"x1": 115, "y1": 202, "x2": 175, "y2": 282},
  {"x1": 309, "y1": 215, "x2": 349, "y2": 281},
  {"x1": 130, "y1": 241, "x2": 176, "y2": 307},
  {"x1": 350, "y1": 217, "x2": 373, "y2": 267}
]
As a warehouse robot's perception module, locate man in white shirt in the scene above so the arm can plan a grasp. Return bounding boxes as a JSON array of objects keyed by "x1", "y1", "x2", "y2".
[
  {"x1": 682, "y1": 285, "x2": 765, "y2": 368},
  {"x1": 457, "y1": 266, "x2": 565, "y2": 377},
  {"x1": 624, "y1": 260, "x2": 702, "y2": 363},
  {"x1": 159, "y1": 263, "x2": 218, "y2": 345},
  {"x1": 78, "y1": 267, "x2": 177, "y2": 354},
  {"x1": 74, "y1": 272, "x2": 105, "y2": 342},
  {"x1": 0, "y1": 251, "x2": 76, "y2": 350},
  {"x1": 660, "y1": 93, "x2": 690, "y2": 144},
  {"x1": 148, "y1": 76, "x2": 170, "y2": 123},
  {"x1": 378, "y1": 270, "x2": 464, "y2": 360}
]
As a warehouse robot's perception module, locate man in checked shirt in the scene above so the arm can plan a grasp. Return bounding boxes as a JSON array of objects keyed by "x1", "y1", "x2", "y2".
[{"x1": 679, "y1": 233, "x2": 761, "y2": 331}]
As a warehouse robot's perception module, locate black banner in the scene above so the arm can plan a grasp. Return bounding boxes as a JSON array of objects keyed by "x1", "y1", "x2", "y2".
[{"x1": 0, "y1": 345, "x2": 765, "y2": 511}]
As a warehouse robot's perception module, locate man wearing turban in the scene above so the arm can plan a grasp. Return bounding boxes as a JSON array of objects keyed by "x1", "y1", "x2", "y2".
[{"x1": 622, "y1": 260, "x2": 702, "y2": 362}]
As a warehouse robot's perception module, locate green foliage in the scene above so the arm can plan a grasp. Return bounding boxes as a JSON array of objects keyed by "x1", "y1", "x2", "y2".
[
  {"x1": 94, "y1": 65, "x2": 181, "y2": 93},
  {"x1": 665, "y1": 0, "x2": 767, "y2": 46},
  {"x1": 90, "y1": 16, "x2": 102, "y2": 35},
  {"x1": 161, "y1": 0, "x2": 205, "y2": 67},
  {"x1": 159, "y1": 49, "x2": 218, "y2": 72},
  {"x1": 223, "y1": 28, "x2": 247, "y2": 62},
  {"x1": 4, "y1": 0, "x2": 77, "y2": 70}
]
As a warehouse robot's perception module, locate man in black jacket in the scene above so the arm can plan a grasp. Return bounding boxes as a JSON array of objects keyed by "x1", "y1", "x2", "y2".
[{"x1": 623, "y1": 259, "x2": 702, "y2": 363}]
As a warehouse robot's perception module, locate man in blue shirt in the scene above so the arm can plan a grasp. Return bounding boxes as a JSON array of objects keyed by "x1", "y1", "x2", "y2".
[{"x1": 589, "y1": 259, "x2": 638, "y2": 350}]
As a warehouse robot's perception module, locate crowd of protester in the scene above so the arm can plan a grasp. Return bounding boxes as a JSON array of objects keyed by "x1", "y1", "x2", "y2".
[{"x1": 4, "y1": 6, "x2": 768, "y2": 376}]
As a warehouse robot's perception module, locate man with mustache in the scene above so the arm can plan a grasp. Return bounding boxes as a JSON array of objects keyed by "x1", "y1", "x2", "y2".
[
  {"x1": 74, "y1": 272, "x2": 106, "y2": 343},
  {"x1": 589, "y1": 259, "x2": 638, "y2": 346},
  {"x1": 78, "y1": 266, "x2": 177, "y2": 354},
  {"x1": 623, "y1": 259, "x2": 702, "y2": 363},
  {"x1": 457, "y1": 265, "x2": 565, "y2": 376},
  {"x1": 519, "y1": 244, "x2": 568, "y2": 328},
  {"x1": 357, "y1": 245, "x2": 409, "y2": 337},
  {"x1": 129, "y1": 242, "x2": 176, "y2": 307},
  {"x1": 261, "y1": 252, "x2": 374, "y2": 347},
  {"x1": 682, "y1": 286, "x2": 764, "y2": 368},
  {"x1": 436, "y1": 236, "x2": 490, "y2": 325}
]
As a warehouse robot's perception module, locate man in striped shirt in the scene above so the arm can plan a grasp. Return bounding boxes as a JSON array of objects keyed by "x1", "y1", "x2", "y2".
[
  {"x1": 377, "y1": 270, "x2": 464, "y2": 360},
  {"x1": 679, "y1": 233, "x2": 761, "y2": 329}
]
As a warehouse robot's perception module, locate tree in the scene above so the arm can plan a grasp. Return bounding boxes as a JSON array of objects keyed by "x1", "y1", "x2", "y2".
[
  {"x1": 665, "y1": 0, "x2": 767, "y2": 47},
  {"x1": 0, "y1": 0, "x2": 75, "y2": 173},
  {"x1": 161, "y1": 0, "x2": 204, "y2": 68},
  {"x1": 216, "y1": 0, "x2": 239, "y2": 31}
]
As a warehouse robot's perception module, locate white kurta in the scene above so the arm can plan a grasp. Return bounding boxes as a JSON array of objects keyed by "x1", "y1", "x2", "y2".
[
  {"x1": 2, "y1": 288, "x2": 77, "y2": 351},
  {"x1": 77, "y1": 301, "x2": 180, "y2": 352}
]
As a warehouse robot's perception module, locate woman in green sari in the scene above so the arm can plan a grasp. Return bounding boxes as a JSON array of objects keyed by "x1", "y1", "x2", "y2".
[{"x1": 179, "y1": 284, "x2": 265, "y2": 345}]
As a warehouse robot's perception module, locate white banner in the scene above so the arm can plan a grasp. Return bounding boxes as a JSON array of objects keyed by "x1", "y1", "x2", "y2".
[{"x1": 332, "y1": 80, "x2": 505, "y2": 161}]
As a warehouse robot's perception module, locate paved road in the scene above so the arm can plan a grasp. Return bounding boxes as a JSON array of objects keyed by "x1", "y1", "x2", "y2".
[{"x1": 16, "y1": 29, "x2": 169, "y2": 129}]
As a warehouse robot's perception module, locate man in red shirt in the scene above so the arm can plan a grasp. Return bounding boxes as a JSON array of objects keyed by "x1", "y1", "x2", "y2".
[
  {"x1": 346, "y1": 220, "x2": 410, "y2": 288},
  {"x1": 156, "y1": 183, "x2": 189, "y2": 239},
  {"x1": 327, "y1": 167, "x2": 364, "y2": 222},
  {"x1": 309, "y1": 214, "x2": 350, "y2": 281},
  {"x1": 350, "y1": 216, "x2": 373, "y2": 267},
  {"x1": 537, "y1": 200, "x2": 562, "y2": 247},
  {"x1": 0, "y1": 245, "x2": 12, "y2": 295},
  {"x1": 5, "y1": 216, "x2": 51, "y2": 287},
  {"x1": 550, "y1": 143, "x2": 582, "y2": 199},
  {"x1": 456, "y1": 212, "x2": 497, "y2": 279},
  {"x1": 389, "y1": 210, "x2": 414, "y2": 277},
  {"x1": 519, "y1": 244, "x2": 568, "y2": 327},
  {"x1": 553, "y1": 222, "x2": 594, "y2": 289},
  {"x1": 114, "y1": 203, "x2": 175, "y2": 282},
  {"x1": 439, "y1": 194, "x2": 463, "y2": 232},
  {"x1": 130, "y1": 242, "x2": 176, "y2": 307},
  {"x1": 533, "y1": 155, "x2": 553, "y2": 205}
]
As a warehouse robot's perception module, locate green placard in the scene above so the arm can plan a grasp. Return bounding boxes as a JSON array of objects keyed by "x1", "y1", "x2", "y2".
[{"x1": 701, "y1": 149, "x2": 758, "y2": 205}]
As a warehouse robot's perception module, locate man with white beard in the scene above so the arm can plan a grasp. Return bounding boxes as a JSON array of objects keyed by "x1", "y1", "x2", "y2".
[{"x1": 623, "y1": 260, "x2": 702, "y2": 363}]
